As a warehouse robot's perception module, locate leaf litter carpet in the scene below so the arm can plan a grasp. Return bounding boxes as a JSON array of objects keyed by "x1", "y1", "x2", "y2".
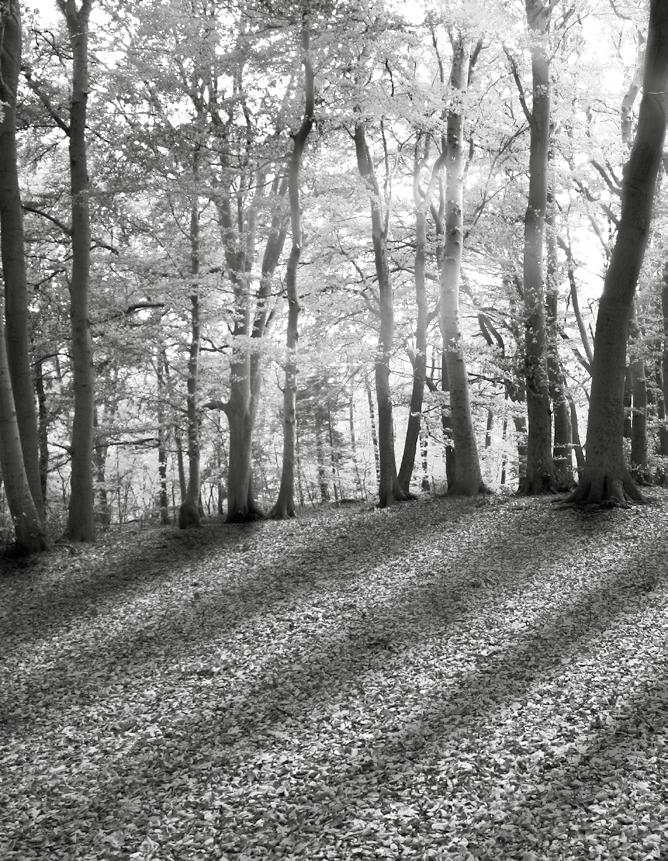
[{"x1": 1, "y1": 492, "x2": 666, "y2": 860}]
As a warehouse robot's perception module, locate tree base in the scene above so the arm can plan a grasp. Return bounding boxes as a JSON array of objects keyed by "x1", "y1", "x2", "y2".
[
  {"x1": 178, "y1": 501, "x2": 201, "y2": 529},
  {"x1": 519, "y1": 472, "x2": 558, "y2": 495},
  {"x1": 226, "y1": 502, "x2": 265, "y2": 524},
  {"x1": 268, "y1": 503, "x2": 296, "y2": 520},
  {"x1": 564, "y1": 471, "x2": 646, "y2": 507}
]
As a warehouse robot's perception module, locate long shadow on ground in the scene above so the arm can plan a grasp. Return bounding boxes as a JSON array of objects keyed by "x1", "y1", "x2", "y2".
[{"x1": 3, "y1": 499, "x2": 664, "y2": 857}]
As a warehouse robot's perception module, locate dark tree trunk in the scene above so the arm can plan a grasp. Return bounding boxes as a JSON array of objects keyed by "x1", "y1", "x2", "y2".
[
  {"x1": 0, "y1": 0, "x2": 43, "y2": 519},
  {"x1": 61, "y1": 0, "x2": 95, "y2": 541},
  {"x1": 314, "y1": 405, "x2": 330, "y2": 503},
  {"x1": 570, "y1": 0, "x2": 667, "y2": 505}
]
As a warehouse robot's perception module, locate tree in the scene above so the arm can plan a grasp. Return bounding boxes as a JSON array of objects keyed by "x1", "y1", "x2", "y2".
[
  {"x1": 0, "y1": 0, "x2": 47, "y2": 553},
  {"x1": 58, "y1": 0, "x2": 96, "y2": 540},
  {"x1": 0, "y1": 0, "x2": 44, "y2": 520},
  {"x1": 271, "y1": 7, "x2": 315, "y2": 519},
  {"x1": 354, "y1": 119, "x2": 411, "y2": 507},
  {"x1": 569, "y1": 0, "x2": 667, "y2": 506},
  {"x1": 511, "y1": 0, "x2": 558, "y2": 493},
  {"x1": 438, "y1": 30, "x2": 483, "y2": 495}
]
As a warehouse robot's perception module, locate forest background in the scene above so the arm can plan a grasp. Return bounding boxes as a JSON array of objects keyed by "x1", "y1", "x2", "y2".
[{"x1": 0, "y1": 0, "x2": 667, "y2": 550}]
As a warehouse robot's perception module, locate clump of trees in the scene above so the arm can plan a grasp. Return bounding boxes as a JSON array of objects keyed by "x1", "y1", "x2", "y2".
[{"x1": 0, "y1": 0, "x2": 666, "y2": 553}]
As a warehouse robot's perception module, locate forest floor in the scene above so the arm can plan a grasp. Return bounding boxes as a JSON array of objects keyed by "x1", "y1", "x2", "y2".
[{"x1": 0, "y1": 490, "x2": 666, "y2": 861}]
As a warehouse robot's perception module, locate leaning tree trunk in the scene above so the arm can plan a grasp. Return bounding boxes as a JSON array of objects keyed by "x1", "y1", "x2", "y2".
[
  {"x1": 516, "y1": 0, "x2": 557, "y2": 493},
  {"x1": 354, "y1": 121, "x2": 410, "y2": 507},
  {"x1": 570, "y1": 0, "x2": 667, "y2": 505},
  {"x1": 0, "y1": 0, "x2": 44, "y2": 519},
  {"x1": 271, "y1": 11, "x2": 314, "y2": 519},
  {"x1": 61, "y1": 0, "x2": 95, "y2": 541},
  {"x1": 439, "y1": 32, "x2": 482, "y2": 496},
  {"x1": 0, "y1": 326, "x2": 47, "y2": 554}
]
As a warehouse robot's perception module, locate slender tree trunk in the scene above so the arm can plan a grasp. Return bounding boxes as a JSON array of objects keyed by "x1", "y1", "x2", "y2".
[
  {"x1": 570, "y1": 0, "x2": 667, "y2": 505},
  {"x1": 440, "y1": 33, "x2": 482, "y2": 496},
  {"x1": 61, "y1": 0, "x2": 95, "y2": 541},
  {"x1": 398, "y1": 149, "x2": 429, "y2": 494},
  {"x1": 0, "y1": 0, "x2": 43, "y2": 519},
  {"x1": 34, "y1": 357, "x2": 49, "y2": 503},
  {"x1": 365, "y1": 374, "x2": 380, "y2": 484},
  {"x1": 271, "y1": 11, "x2": 314, "y2": 519},
  {"x1": 629, "y1": 356, "x2": 650, "y2": 483},
  {"x1": 519, "y1": 0, "x2": 557, "y2": 494},
  {"x1": 314, "y1": 404, "x2": 330, "y2": 503},
  {"x1": 156, "y1": 355, "x2": 170, "y2": 524},
  {"x1": 349, "y1": 395, "x2": 365, "y2": 499},
  {"x1": 354, "y1": 122, "x2": 410, "y2": 507},
  {"x1": 179, "y1": 178, "x2": 202, "y2": 529},
  {"x1": 568, "y1": 395, "x2": 585, "y2": 477},
  {"x1": 546, "y1": 193, "x2": 573, "y2": 489}
]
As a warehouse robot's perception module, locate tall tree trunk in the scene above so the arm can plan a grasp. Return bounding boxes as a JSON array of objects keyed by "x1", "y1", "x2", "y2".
[
  {"x1": 570, "y1": 0, "x2": 667, "y2": 505},
  {"x1": 179, "y1": 177, "x2": 202, "y2": 529},
  {"x1": 61, "y1": 0, "x2": 95, "y2": 541},
  {"x1": 0, "y1": 0, "x2": 43, "y2": 519},
  {"x1": 517, "y1": 0, "x2": 557, "y2": 494},
  {"x1": 348, "y1": 395, "x2": 365, "y2": 499},
  {"x1": 398, "y1": 147, "x2": 429, "y2": 494},
  {"x1": 439, "y1": 32, "x2": 483, "y2": 495},
  {"x1": 354, "y1": 121, "x2": 410, "y2": 507},
  {"x1": 271, "y1": 11, "x2": 314, "y2": 519}
]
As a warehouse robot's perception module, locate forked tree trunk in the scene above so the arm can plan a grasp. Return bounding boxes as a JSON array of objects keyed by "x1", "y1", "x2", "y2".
[
  {"x1": 271, "y1": 11, "x2": 314, "y2": 519},
  {"x1": 0, "y1": 0, "x2": 44, "y2": 519},
  {"x1": 570, "y1": 0, "x2": 667, "y2": 505},
  {"x1": 354, "y1": 121, "x2": 410, "y2": 507},
  {"x1": 61, "y1": 0, "x2": 95, "y2": 541},
  {"x1": 439, "y1": 32, "x2": 482, "y2": 495},
  {"x1": 519, "y1": 0, "x2": 557, "y2": 494}
]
